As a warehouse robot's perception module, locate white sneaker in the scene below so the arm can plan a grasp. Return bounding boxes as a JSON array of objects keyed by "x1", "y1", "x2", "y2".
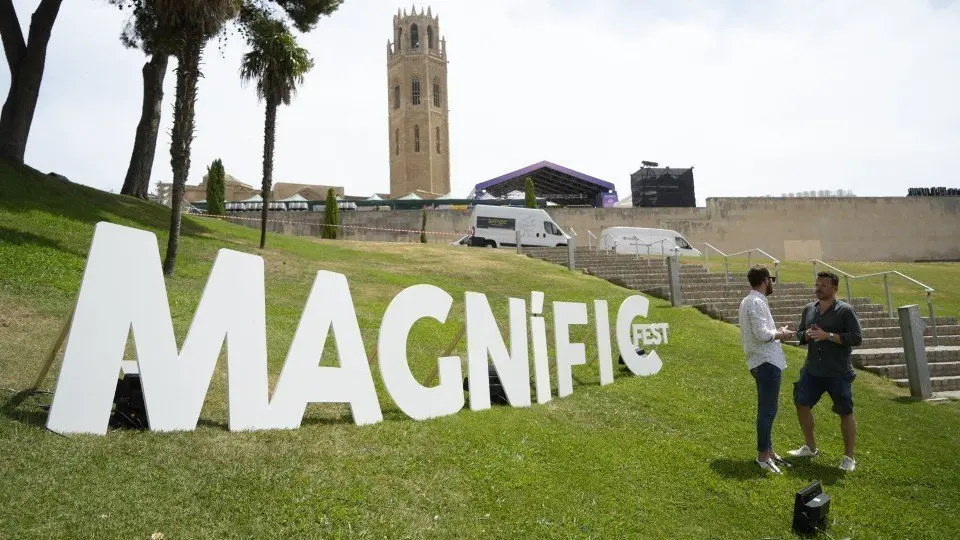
[
  {"x1": 839, "y1": 455, "x2": 856, "y2": 472},
  {"x1": 787, "y1": 444, "x2": 820, "y2": 457},
  {"x1": 757, "y1": 458, "x2": 782, "y2": 474}
]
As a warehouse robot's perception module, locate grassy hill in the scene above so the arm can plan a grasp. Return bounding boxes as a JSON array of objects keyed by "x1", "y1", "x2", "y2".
[{"x1": 1, "y1": 162, "x2": 959, "y2": 538}]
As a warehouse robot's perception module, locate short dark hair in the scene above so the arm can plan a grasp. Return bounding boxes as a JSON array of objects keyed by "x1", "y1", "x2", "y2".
[
  {"x1": 747, "y1": 265, "x2": 771, "y2": 287},
  {"x1": 817, "y1": 271, "x2": 840, "y2": 287}
]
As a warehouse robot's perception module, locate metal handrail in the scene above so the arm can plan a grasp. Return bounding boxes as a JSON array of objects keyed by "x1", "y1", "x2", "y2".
[
  {"x1": 810, "y1": 259, "x2": 939, "y2": 345},
  {"x1": 586, "y1": 230, "x2": 598, "y2": 251},
  {"x1": 623, "y1": 235, "x2": 680, "y2": 265},
  {"x1": 704, "y1": 243, "x2": 780, "y2": 284}
]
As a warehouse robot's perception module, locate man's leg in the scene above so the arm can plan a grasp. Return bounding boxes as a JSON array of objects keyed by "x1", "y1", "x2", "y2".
[
  {"x1": 796, "y1": 405, "x2": 817, "y2": 450},
  {"x1": 831, "y1": 372, "x2": 857, "y2": 461},
  {"x1": 790, "y1": 369, "x2": 823, "y2": 456},
  {"x1": 840, "y1": 413, "x2": 856, "y2": 457},
  {"x1": 754, "y1": 363, "x2": 782, "y2": 461}
]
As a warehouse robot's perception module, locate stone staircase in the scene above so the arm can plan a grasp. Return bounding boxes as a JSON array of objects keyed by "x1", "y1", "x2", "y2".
[{"x1": 524, "y1": 247, "x2": 960, "y2": 392}]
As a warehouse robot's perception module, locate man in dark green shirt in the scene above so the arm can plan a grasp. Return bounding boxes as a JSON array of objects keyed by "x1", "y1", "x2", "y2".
[{"x1": 787, "y1": 271, "x2": 862, "y2": 472}]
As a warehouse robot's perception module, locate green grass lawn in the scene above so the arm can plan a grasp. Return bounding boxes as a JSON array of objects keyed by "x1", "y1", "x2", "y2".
[
  {"x1": 2, "y1": 162, "x2": 959, "y2": 538},
  {"x1": 702, "y1": 255, "x2": 960, "y2": 320}
]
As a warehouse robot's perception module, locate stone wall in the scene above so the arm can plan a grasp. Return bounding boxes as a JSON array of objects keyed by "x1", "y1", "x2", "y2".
[{"x1": 226, "y1": 196, "x2": 960, "y2": 262}]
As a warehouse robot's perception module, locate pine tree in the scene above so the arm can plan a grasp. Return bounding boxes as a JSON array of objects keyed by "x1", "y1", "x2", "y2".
[
  {"x1": 322, "y1": 188, "x2": 339, "y2": 239},
  {"x1": 525, "y1": 177, "x2": 537, "y2": 208},
  {"x1": 205, "y1": 158, "x2": 226, "y2": 215},
  {"x1": 420, "y1": 209, "x2": 427, "y2": 243}
]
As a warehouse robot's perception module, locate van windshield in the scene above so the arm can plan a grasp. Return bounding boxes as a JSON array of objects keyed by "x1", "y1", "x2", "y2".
[
  {"x1": 544, "y1": 222, "x2": 562, "y2": 236},
  {"x1": 675, "y1": 236, "x2": 691, "y2": 249}
]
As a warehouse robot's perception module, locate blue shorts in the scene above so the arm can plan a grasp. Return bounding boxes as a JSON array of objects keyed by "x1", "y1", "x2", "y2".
[{"x1": 793, "y1": 368, "x2": 855, "y2": 416}]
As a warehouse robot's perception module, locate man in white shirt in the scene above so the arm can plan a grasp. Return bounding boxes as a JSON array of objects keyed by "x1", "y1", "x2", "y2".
[{"x1": 739, "y1": 265, "x2": 795, "y2": 474}]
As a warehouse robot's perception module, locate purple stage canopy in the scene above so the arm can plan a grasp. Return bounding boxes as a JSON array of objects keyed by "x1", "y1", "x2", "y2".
[{"x1": 473, "y1": 161, "x2": 618, "y2": 208}]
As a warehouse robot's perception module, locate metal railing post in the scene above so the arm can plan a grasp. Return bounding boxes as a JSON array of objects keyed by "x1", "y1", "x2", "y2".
[
  {"x1": 705, "y1": 246, "x2": 709, "y2": 271},
  {"x1": 812, "y1": 261, "x2": 818, "y2": 285},
  {"x1": 516, "y1": 230, "x2": 522, "y2": 255},
  {"x1": 567, "y1": 236, "x2": 576, "y2": 271},
  {"x1": 927, "y1": 293, "x2": 939, "y2": 346},
  {"x1": 884, "y1": 274, "x2": 892, "y2": 318},
  {"x1": 747, "y1": 251, "x2": 752, "y2": 269},
  {"x1": 898, "y1": 304, "x2": 933, "y2": 399},
  {"x1": 646, "y1": 245, "x2": 651, "y2": 266},
  {"x1": 774, "y1": 261, "x2": 780, "y2": 285},
  {"x1": 845, "y1": 275, "x2": 852, "y2": 301},
  {"x1": 724, "y1": 257, "x2": 730, "y2": 284}
]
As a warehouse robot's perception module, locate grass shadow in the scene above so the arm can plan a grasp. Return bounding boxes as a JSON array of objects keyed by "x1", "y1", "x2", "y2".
[
  {"x1": 0, "y1": 162, "x2": 213, "y2": 239},
  {"x1": 709, "y1": 458, "x2": 765, "y2": 480},
  {"x1": 780, "y1": 458, "x2": 845, "y2": 486},
  {"x1": 709, "y1": 457, "x2": 845, "y2": 486},
  {"x1": 1, "y1": 389, "x2": 50, "y2": 428}
]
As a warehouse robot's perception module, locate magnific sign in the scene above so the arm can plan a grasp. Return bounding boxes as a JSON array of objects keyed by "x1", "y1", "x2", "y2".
[{"x1": 46, "y1": 223, "x2": 668, "y2": 435}]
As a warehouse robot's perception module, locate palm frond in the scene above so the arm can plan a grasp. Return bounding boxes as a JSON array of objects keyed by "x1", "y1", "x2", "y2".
[{"x1": 239, "y1": 12, "x2": 314, "y2": 105}]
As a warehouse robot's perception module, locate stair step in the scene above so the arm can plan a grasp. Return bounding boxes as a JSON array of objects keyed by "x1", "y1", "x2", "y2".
[
  {"x1": 784, "y1": 335, "x2": 960, "y2": 349},
  {"x1": 864, "y1": 361, "x2": 960, "y2": 379},
  {"x1": 861, "y1": 325, "x2": 960, "y2": 338},
  {"x1": 893, "y1": 376, "x2": 960, "y2": 392},
  {"x1": 852, "y1": 346, "x2": 960, "y2": 366}
]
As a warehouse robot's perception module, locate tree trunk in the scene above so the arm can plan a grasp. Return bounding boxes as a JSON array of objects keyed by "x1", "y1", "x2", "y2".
[
  {"x1": 162, "y1": 40, "x2": 203, "y2": 277},
  {"x1": 0, "y1": 0, "x2": 64, "y2": 164},
  {"x1": 121, "y1": 54, "x2": 169, "y2": 199},
  {"x1": 259, "y1": 100, "x2": 277, "y2": 249}
]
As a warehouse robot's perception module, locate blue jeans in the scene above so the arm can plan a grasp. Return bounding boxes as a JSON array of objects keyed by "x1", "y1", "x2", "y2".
[{"x1": 751, "y1": 362, "x2": 782, "y2": 452}]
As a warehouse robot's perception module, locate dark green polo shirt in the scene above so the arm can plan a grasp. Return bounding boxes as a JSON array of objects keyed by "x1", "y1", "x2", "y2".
[{"x1": 797, "y1": 299, "x2": 863, "y2": 377}]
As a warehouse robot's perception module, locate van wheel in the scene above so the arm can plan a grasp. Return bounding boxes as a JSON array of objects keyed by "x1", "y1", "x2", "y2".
[{"x1": 485, "y1": 240, "x2": 497, "y2": 248}]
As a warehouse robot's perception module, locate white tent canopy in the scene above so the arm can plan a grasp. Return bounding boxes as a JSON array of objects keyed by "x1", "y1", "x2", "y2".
[{"x1": 241, "y1": 194, "x2": 263, "y2": 202}]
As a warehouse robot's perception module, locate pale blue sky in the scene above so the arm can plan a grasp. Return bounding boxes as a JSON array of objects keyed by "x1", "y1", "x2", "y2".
[{"x1": 3, "y1": 0, "x2": 959, "y2": 204}]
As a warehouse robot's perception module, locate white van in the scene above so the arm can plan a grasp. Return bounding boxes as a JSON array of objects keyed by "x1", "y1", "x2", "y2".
[
  {"x1": 469, "y1": 205, "x2": 570, "y2": 248},
  {"x1": 598, "y1": 227, "x2": 701, "y2": 257}
]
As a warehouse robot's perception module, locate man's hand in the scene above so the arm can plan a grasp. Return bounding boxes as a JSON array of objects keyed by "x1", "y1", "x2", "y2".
[
  {"x1": 777, "y1": 325, "x2": 795, "y2": 340},
  {"x1": 806, "y1": 324, "x2": 830, "y2": 342}
]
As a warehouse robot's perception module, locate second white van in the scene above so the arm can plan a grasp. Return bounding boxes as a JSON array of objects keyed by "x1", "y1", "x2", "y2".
[{"x1": 598, "y1": 227, "x2": 701, "y2": 257}]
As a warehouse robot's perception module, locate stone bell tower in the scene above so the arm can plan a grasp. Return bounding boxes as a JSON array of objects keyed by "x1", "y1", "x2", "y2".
[{"x1": 387, "y1": 5, "x2": 450, "y2": 198}]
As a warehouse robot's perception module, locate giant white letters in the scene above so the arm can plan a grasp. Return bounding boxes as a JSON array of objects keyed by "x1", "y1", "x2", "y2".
[{"x1": 45, "y1": 222, "x2": 670, "y2": 435}]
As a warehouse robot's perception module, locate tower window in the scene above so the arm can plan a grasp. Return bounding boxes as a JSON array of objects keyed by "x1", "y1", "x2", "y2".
[
  {"x1": 395, "y1": 128, "x2": 399, "y2": 155},
  {"x1": 432, "y1": 78, "x2": 441, "y2": 107},
  {"x1": 414, "y1": 125, "x2": 420, "y2": 152},
  {"x1": 427, "y1": 26, "x2": 434, "y2": 49},
  {"x1": 435, "y1": 127, "x2": 441, "y2": 154},
  {"x1": 411, "y1": 24, "x2": 419, "y2": 49},
  {"x1": 411, "y1": 77, "x2": 421, "y2": 105},
  {"x1": 396, "y1": 27, "x2": 402, "y2": 50},
  {"x1": 393, "y1": 83, "x2": 400, "y2": 109}
]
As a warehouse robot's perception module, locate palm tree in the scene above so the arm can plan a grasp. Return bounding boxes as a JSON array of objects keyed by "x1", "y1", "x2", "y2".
[
  {"x1": 109, "y1": 0, "x2": 170, "y2": 200},
  {"x1": 240, "y1": 14, "x2": 314, "y2": 249},
  {"x1": 152, "y1": 0, "x2": 239, "y2": 276}
]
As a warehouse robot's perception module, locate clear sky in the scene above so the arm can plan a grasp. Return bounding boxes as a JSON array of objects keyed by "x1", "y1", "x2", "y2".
[{"x1": 4, "y1": 0, "x2": 959, "y2": 205}]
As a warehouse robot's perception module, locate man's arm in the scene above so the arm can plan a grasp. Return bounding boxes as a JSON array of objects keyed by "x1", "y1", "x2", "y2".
[
  {"x1": 748, "y1": 300, "x2": 778, "y2": 342},
  {"x1": 797, "y1": 305, "x2": 809, "y2": 345},
  {"x1": 837, "y1": 305, "x2": 863, "y2": 346}
]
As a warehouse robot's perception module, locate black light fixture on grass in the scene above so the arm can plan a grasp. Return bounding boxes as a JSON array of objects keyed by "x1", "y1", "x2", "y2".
[{"x1": 792, "y1": 480, "x2": 831, "y2": 536}]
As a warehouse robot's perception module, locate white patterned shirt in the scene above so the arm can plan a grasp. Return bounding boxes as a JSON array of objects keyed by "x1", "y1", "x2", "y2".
[{"x1": 738, "y1": 290, "x2": 787, "y2": 371}]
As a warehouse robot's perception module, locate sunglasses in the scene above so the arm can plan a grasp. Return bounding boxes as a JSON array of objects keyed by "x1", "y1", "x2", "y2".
[{"x1": 767, "y1": 276, "x2": 777, "y2": 283}]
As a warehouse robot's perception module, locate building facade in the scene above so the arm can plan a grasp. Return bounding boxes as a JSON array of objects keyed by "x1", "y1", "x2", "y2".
[{"x1": 387, "y1": 6, "x2": 451, "y2": 198}]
